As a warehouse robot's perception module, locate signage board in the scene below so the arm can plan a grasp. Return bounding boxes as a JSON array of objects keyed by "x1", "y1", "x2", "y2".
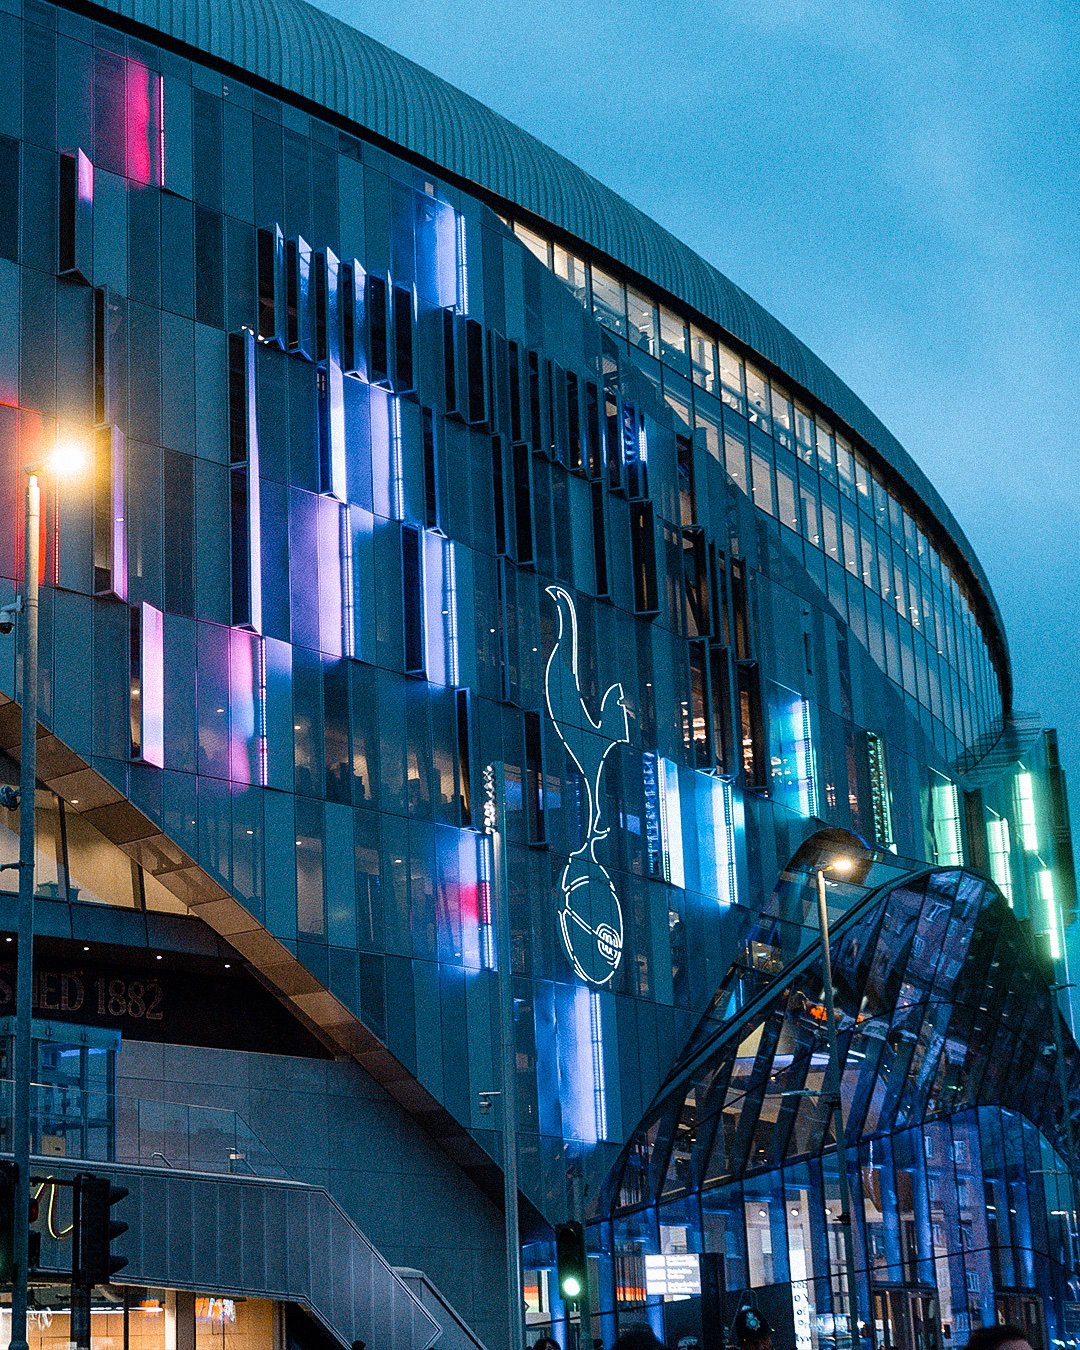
[{"x1": 644, "y1": 1253, "x2": 701, "y2": 1298}]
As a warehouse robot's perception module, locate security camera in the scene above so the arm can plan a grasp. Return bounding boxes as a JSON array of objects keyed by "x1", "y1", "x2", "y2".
[
  {"x1": 0, "y1": 786, "x2": 19, "y2": 810},
  {"x1": 0, "y1": 596, "x2": 23, "y2": 636}
]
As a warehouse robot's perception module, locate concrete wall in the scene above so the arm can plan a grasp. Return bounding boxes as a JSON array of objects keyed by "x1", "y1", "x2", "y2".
[{"x1": 116, "y1": 1038, "x2": 505, "y2": 1350}]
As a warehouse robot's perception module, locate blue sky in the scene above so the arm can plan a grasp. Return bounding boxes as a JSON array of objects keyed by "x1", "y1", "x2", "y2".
[{"x1": 316, "y1": 0, "x2": 1080, "y2": 805}]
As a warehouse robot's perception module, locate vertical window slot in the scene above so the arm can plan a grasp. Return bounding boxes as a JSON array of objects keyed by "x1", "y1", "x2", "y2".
[
  {"x1": 737, "y1": 663, "x2": 766, "y2": 789},
  {"x1": 340, "y1": 258, "x2": 366, "y2": 378},
  {"x1": 677, "y1": 432, "x2": 696, "y2": 525},
  {"x1": 622, "y1": 401, "x2": 648, "y2": 499},
  {"x1": 566, "y1": 370, "x2": 582, "y2": 471},
  {"x1": 423, "y1": 407, "x2": 441, "y2": 530},
  {"x1": 465, "y1": 317, "x2": 488, "y2": 425},
  {"x1": 508, "y1": 341, "x2": 523, "y2": 444},
  {"x1": 130, "y1": 602, "x2": 164, "y2": 766},
  {"x1": 682, "y1": 526, "x2": 709, "y2": 637},
  {"x1": 688, "y1": 638, "x2": 711, "y2": 767},
  {"x1": 367, "y1": 273, "x2": 391, "y2": 386},
  {"x1": 604, "y1": 352, "x2": 622, "y2": 493},
  {"x1": 317, "y1": 248, "x2": 347, "y2": 500},
  {"x1": 59, "y1": 149, "x2": 93, "y2": 282},
  {"x1": 93, "y1": 287, "x2": 115, "y2": 427},
  {"x1": 591, "y1": 481, "x2": 609, "y2": 600},
  {"x1": 491, "y1": 435, "x2": 508, "y2": 557},
  {"x1": 710, "y1": 544, "x2": 731, "y2": 647},
  {"x1": 392, "y1": 284, "x2": 415, "y2": 393},
  {"x1": 527, "y1": 350, "x2": 542, "y2": 452},
  {"x1": 285, "y1": 235, "x2": 313, "y2": 358},
  {"x1": 443, "y1": 309, "x2": 461, "y2": 415},
  {"x1": 524, "y1": 709, "x2": 546, "y2": 845},
  {"x1": 313, "y1": 251, "x2": 328, "y2": 363},
  {"x1": 630, "y1": 501, "x2": 658, "y2": 616},
  {"x1": 709, "y1": 642, "x2": 734, "y2": 774},
  {"x1": 256, "y1": 224, "x2": 285, "y2": 347},
  {"x1": 93, "y1": 425, "x2": 126, "y2": 600},
  {"x1": 731, "y1": 556, "x2": 751, "y2": 660},
  {"x1": 512, "y1": 440, "x2": 535, "y2": 568},
  {"x1": 228, "y1": 329, "x2": 262, "y2": 631},
  {"x1": 585, "y1": 380, "x2": 602, "y2": 479},
  {"x1": 401, "y1": 523, "x2": 425, "y2": 676},
  {"x1": 456, "y1": 687, "x2": 473, "y2": 827}
]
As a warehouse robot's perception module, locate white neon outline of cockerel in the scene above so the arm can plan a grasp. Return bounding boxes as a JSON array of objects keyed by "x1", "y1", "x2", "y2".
[{"x1": 544, "y1": 585, "x2": 631, "y2": 984}]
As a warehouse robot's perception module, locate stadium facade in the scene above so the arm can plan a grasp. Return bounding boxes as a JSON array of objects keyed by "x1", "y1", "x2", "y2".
[{"x1": 0, "y1": 2, "x2": 1075, "y2": 1350}]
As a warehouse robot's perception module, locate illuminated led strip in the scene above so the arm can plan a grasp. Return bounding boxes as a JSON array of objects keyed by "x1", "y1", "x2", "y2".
[
  {"x1": 590, "y1": 989, "x2": 607, "y2": 1141},
  {"x1": 477, "y1": 832, "x2": 496, "y2": 970},
  {"x1": 390, "y1": 396, "x2": 404, "y2": 521},
  {"x1": 1039, "y1": 869, "x2": 1062, "y2": 960},
  {"x1": 340, "y1": 504, "x2": 355, "y2": 660},
  {"x1": 1018, "y1": 772, "x2": 1038, "y2": 851},
  {"x1": 256, "y1": 636, "x2": 268, "y2": 788},
  {"x1": 444, "y1": 538, "x2": 459, "y2": 687},
  {"x1": 456, "y1": 213, "x2": 469, "y2": 315}
]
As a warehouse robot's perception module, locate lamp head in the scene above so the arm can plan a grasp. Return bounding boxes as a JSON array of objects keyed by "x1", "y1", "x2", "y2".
[
  {"x1": 826, "y1": 855, "x2": 853, "y2": 876},
  {"x1": 48, "y1": 436, "x2": 89, "y2": 477}
]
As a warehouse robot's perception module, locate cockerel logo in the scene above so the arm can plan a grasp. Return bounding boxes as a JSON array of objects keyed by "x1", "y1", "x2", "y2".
[{"x1": 544, "y1": 585, "x2": 630, "y2": 985}]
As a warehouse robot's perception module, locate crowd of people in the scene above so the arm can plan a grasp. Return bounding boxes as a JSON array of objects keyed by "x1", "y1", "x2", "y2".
[{"x1": 529, "y1": 1312, "x2": 1036, "y2": 1350}]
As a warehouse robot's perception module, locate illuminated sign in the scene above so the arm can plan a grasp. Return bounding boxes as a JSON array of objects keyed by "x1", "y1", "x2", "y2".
[
  {"x1": 544, "y1": 586, "x2": 629, "y2": 986},
  {"x1": 644, "y1": 1254, "x2": 700, "y2": 1298}
]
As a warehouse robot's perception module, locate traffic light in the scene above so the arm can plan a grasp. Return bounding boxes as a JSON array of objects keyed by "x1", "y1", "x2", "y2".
[
  {"x1": 555, "y1": 1221, "x2": 587, "y2": 1303},
  {"x1": 73, "y1": 1173, "x2": 129, "y2": 1285}
]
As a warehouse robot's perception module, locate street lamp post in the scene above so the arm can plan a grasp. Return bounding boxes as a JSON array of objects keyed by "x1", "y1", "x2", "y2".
[
  {"x1": 9, "y1": 462, "x2": 41, "y2": 1350},
  {"x1": 814, "y1": 858, "x2": 869, "y2": 1350},
  {"x1": 7, "y1": 440, "x2": 86, "y2": 1350},
  {"x1": 485, "y1": 763, "x2": 525, "y2": 1350}
]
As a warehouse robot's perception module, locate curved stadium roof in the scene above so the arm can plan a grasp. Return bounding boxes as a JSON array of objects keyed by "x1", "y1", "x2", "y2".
[{"x1": 76, "y1": 0, "x2": 1010, "y2": 709}]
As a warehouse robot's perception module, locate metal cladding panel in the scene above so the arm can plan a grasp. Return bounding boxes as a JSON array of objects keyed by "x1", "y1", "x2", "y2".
[
  {"x1": 77, "y1": 0, "x2": 1008, "y2": 676},
  {"x1": 240, "y1": 1182, "x2": 268, "y2": 1290},
  {"x1": 191, "y1": 1177, "x2": 221, "y2": 1284},
  {"x1": 40, "y1": 1166, "x2": 438, "y2": 1350}
]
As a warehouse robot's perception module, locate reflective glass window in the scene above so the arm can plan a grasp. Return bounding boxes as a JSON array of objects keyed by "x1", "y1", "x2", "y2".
[
  {"x1": 745, "y1": 366, "x2": 770, "y2": 433},
  {"x1": 552, "y1": 243, "x2": 587, "y2": 306},
  {"x1": 591, "y1": 265, "x2": 626, "y2": 335},
  {"x1": 694, "y1": 398, "x2": 722, "y2": 461},
  {"x1": 627, "y1": 286, "x2": 658, "y2": 356},
  {"x1": 771, "y1": 383, "x2": 793, "y2": 450},
  {"x1": 690, "y1": 325, "x2": 718, "y2": 393},
  {"x1": 659, "y1": 305, "x2": 689, "y2": 376},
  {"x1": 718, "y1": 344, "x2": 745, "y2": 415},
  {"x1": 815, "y1": 418, "x2": 835, "y2": 482},
  {"x1": 514, "y1": 220, "x2": 549, "y2": 265},
  {"x1": 775, "y1": 449, "x2": 798, "y2": 532}
]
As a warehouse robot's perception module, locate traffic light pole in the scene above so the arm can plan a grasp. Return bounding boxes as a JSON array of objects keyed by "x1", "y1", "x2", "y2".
[
  {"x1": 569, "y1": 1168, "x2": 593, "y2": 1350},
  {"x1": 489, "y1": 764, "x2": 525, "y2": 1350},
  {"x1": 10, "y1": 469, "x2": 40, "y2": 1350}
]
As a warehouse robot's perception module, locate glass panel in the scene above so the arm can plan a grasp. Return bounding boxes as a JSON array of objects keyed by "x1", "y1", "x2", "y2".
[
  {"x1": 746, "y1": 366, "x2": 770, "y2": 433},
  {"x1": 659, "y1": 305, "x2": 689, "y2": 376},
  {"x1": 626, "y1": 286, "x2": 658, "y2": 356},
  {"x1": 514, "y1": 220, "x2": 549, "y2": 265},
  {"x1": 719, "y1": 344, "x2": 746, "y2": 414},
  {"x1": 690, "y1": 326, "x2": 718, "y2": 393},
  {"x1": 552, "y1": 243, "x2": 587, "y2": 305},
  {"x1": 591, "y1": 265, "x2": 626, "y2": 335}
]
